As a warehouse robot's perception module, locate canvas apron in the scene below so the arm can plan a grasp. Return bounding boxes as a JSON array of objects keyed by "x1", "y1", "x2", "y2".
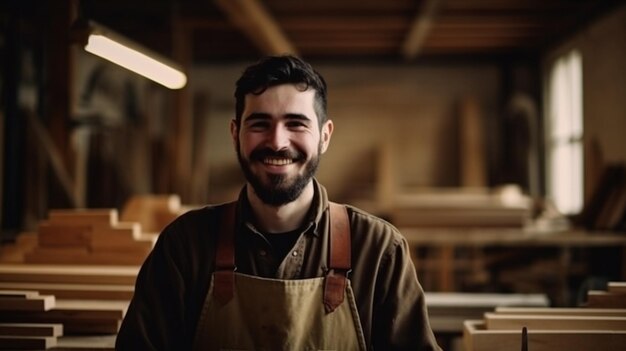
[{"x1": 192, "y1": 202, "x2": 367, "y2": 351}]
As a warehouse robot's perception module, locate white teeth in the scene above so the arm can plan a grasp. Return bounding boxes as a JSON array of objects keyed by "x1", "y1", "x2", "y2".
[{"x1": 264, "y1": 158, "x2": 293, "y2": 166}]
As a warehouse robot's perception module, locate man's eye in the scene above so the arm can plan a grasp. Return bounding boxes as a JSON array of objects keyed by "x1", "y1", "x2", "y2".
[{"x1": 248, "y1": 122, "x2": 269, "y2": 130}]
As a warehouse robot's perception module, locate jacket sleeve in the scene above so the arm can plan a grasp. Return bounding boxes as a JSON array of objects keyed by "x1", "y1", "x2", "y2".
[
  {"x1": 115, "y1": 220, "x2": 191, "y2": 350},
  {"x1": 373, "y1": 237, "x2": 442, "y2": 351}
]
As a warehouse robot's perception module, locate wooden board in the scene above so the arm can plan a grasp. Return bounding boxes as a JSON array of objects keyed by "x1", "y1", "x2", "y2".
[
  {"x1": 0, "y1": 290, "x2": 40, "y2": 299},
  {"x1": 608, "y1": 282, "x2": 626, "y2": 294},
  {"x1": 464, "y1": 320, "x2": 626, "y2": 351},
  {"x1": 120, "y1": 194, "x2": 181, "y2": 234},
  {"x1": 37, "y1": 223, "x2": 91, "y2": 247},
  {"x1": 425, "y1": 292, "x2": 549, "y2": 333},
  {"x1": 587, "y1": 290, "x2": 626, "y2": 308},
  {"x1": 0, "y1": 264, "x2": 139, "y2": 285},
  {"x1": 23, "y1": 250, "x2": 148, "y2": 266},
  {"x1": 0, "y1": 300, "x2": 128, "y2": 335},
  {"x1": 47, "y1": 209, "x2": 118, "y2": 227},
  {"x1": 0, "y1": 323, "x2": 63, "y2": 336},
  {"x1": 0, "y1": 295, "x2": 55, "y2": 311},
  {"x1": 0, "y1": 282, "x2": 134, "y2": 301},
  {"x1": 484, "y1": 312, "x2": 626, "y2": 330},
  {"x1": 55, "y1": 334, "x2": 116, "y2": 350},
  {"x1": 494, "y1": 306, "x2": 626, "y2": 316},
  {"x1": 0, "y1": 336, "x2": 57, "y2": 349}
]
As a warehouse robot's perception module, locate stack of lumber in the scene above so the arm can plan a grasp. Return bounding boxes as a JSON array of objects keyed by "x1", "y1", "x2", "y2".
[
  {"x1": 16, "y1": 209, "x2": 156, "y2": 266},
  {"x1": 0, "y1": 322, "x2": 62, "y2": 350},
  {"x1": 0, "y1": 264, "x2": 137, "y2": 301},
  {"x1": 0, "y1": 290, "x2": 61, "y2": 349},
  {"x1": 0, "y1": 232, "x2": 37, "y2": 263},
  {"x1": 464, "y1": 281, "x2": 626, "y2": 351},
  {"x1": 425, "y1": 292, "x2": 549, "y2": 333},
  {"x1": 0, "y1": 265, "x2": 139, "y2": 350},
  {"x1": 586, "y1": 281, "x2": 626, "y2": 308},
  {"x1": 390, "y1": 186, "x2": 531, "y2": 228},
  {"x1": 120, "y1": 194, "x2": 185, "y2": 234}
]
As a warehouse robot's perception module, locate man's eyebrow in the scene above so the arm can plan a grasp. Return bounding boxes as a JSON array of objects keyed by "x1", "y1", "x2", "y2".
[
  {"x1": 284, "y1": 113, "x2": 312, "y2": 122},
  {"x1": 243, "y1": 113, "x2": 271, "y2": 122},
  {"x1": 243, "y1": 113, "x2": 312, "y2": 122}
]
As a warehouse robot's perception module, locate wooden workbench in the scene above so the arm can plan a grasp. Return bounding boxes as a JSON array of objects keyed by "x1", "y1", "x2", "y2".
[{"x1": 402, "y1": 228, "x2": 626, "y2": 303}]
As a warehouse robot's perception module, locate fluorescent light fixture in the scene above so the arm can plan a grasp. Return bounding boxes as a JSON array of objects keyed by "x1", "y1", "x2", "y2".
[{"x1": 81, "y1": 22, "x2": 187, "y2": 90}]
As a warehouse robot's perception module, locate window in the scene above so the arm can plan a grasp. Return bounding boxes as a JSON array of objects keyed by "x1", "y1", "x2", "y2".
[{"x1": 546, "y1": 50, "x2": 583, "y2": 215}]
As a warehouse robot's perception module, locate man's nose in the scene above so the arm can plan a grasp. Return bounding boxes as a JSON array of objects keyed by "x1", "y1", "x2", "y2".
[{"x1": 267, "y1": 125, "x2": 290, "y2": 150}]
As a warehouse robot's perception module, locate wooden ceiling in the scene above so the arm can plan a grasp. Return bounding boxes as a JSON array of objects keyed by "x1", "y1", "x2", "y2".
[{"x1": 80, "y1": 0, "x2": 621, "y2": 63}]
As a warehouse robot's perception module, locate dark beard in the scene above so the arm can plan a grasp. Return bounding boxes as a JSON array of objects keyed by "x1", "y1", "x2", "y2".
[{"x1": 237, "y1": 145, "x2": 320, "y2": 206}]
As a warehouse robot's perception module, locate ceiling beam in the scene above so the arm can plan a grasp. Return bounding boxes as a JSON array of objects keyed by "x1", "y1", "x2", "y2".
[
  {"x1": 401, "y1": 0, "x2": 442, "y2": 60},
  {"x1": 214, "y1": 0, "x2": 297, "y2": 56}
]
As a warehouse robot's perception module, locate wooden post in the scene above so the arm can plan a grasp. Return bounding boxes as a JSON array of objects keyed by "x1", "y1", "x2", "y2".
[
  {"x1": 45, "y1": 0, "x2": 78, "y2": 207},
  {"x1": 171, "y1": 12, "x2": 192, "y2": 202}
]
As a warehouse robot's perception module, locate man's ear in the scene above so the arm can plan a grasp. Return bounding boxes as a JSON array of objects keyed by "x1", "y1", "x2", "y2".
[
  {"x1": 320, "y1": 119, "x2": 334, "y2": 154},
  {"x1": 230, "y1": 119, "x2": 239, "y2": 148}
]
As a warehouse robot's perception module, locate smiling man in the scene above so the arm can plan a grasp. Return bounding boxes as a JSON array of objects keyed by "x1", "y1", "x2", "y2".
[{"x1": 116, "y1": 56, "x2": 441, "y2": 351}]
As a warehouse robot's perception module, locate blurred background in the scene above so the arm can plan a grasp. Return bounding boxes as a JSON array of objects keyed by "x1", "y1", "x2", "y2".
[
  {"x1": 2, "y1": 0, "x2": 626, "y2": 305},
  {"x1": 2, "y1": 1, "x2": 626, "y2": 349}
]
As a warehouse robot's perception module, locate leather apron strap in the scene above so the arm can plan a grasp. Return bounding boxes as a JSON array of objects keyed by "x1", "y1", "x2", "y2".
[
  {"x1": 212, "y1": 201, "x2": 351, "y2": 314},
  {"x1": 212, "y1": 202, "x2": 237, "y2": 305},
  {"x1": 324, "y1": 202, "x2": 350, "y2": 313}
]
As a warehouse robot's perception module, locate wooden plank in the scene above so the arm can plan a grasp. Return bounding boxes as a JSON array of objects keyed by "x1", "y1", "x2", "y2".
[
  {"x1": 23, "y1": 249, "x2": 147, "y2": 266},
  {"x1": 90, "y1": 223, "x2": 153, "y2": 252},
  {"x1": 214, "y1": 0, "x2": 297, "y2": 55},
  {"x1": 37, "y1": 223, "x2": 91, "y2": 247},
  {"x1": 484, "y1": 312, "x2": 626, "y2": 330},
  {"x1": 120, "y1": 194, "x2": 181, "y2": 234},
  {"x1": 464, "y1": 320, "x2": 626, "y2": 351},
  {"x1": 48, "y1": 209, "x2": 118, "y2": 227},
  {"x1": 401, "y1": 0, "x2": 442, "y2": 59},
  {"x1": 608, "y1": 282, "x2": 626, "y2": 293},
  {"x1": 0, "y1": 300, "x2": 128, "y2": 323},
  {"x1": 0, "y1": 233, "x2": 38, "y2": 263},
  {"x1": 494, "y1": 306, "x2": 626, "y2": 316},
  {"x1": 0, "y1": 290, "x2": 39, "y2": 299},
  {"x1": 426, "y1": 293, "x2": 548, "y2": 333},
  {"x1": 587, "y1": 290, "x2": 626, "y2": 308},
  {"x1": 0, "y1": 319, "x2": 119, "y2": 336},
  {"x1": 59, "y1": 320, "x2": 120, "y2": 335},
  {"x1": 0, "y1": 282, "x2": 133, "y2": 301},
  {"x1": 26, "y1": 247, "x2": 90, "y2": 257},
  {"x1": 0, "y1": 300, "x2": 127, "y2": 335},
  {"x1": 0, "y1": 323, "x2": 63, "y2": 337},
  {"x1": 91, "y1": 223, "x2": 140, "y2": 240},
  {"x1": 426, "y1": 293, "x2": 549, "y2": 308},
  {"x1": 55, "y1": 334, "x2": 116, "y2": 350},
  {"x1": 0, "y1": 336, "x2": 57, "y2": 349},
  {"x1": 0, "y1": 264, "x2": 139, "y2": 285},
  {"x1": 0, "y1": 295, "x2": 55, "y2": 311}
]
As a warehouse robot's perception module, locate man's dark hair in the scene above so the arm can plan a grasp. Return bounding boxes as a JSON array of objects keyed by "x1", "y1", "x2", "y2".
[{"x1": 234, "y1": 55, "x2": 328, "y2": 127}]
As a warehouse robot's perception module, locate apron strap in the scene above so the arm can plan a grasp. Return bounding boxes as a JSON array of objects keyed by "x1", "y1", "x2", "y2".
[
  {"x1": 213, "y1": 201, "x2": 237, "y2": 305},
  {"x1": 213, "y1": 201, "x2": 352, "y2": 313},
  {"x1": 324, "y1": 202, "x2": 351, "y2": 313}
]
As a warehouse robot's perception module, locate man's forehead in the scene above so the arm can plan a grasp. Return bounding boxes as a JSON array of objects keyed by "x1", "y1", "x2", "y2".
[{"x1": 242, "y1": 85, "x2": 318, "y2": 119}]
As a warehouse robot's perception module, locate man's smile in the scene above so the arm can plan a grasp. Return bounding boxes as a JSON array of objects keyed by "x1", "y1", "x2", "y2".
[{"x1": 263, "y1": 157, "x2": 295, "y2": 166}]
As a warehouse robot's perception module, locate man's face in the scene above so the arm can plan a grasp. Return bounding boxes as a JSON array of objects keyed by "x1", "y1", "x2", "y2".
[{"x1": 231, "y1": 84, "x2": 333, "y2": 206}]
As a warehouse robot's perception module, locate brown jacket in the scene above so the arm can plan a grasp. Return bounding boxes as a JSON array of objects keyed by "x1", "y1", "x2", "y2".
[{"x1": 116, "y1": 179, "x2": 441, "y2": 350}]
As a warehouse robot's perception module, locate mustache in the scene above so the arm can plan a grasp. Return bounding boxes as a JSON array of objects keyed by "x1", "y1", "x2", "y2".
[{"x1": 250, "y1": 148, "x2": 304, "y2": 161}]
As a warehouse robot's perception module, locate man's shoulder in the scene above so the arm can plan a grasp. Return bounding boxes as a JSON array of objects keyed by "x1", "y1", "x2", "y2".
[
  {"x1": 344, "y1": 204, "x2": 404, "y2": 242},
  {"x1": 345, "y1": 204, "x2": 396, "y2": 228}
]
